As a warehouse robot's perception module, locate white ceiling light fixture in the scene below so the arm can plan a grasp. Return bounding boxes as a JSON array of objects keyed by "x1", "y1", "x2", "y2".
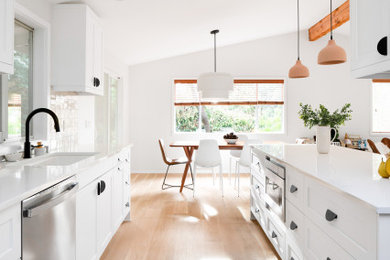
[{"x1": 198, "y1": 29, "x2": 233, "y2": 100}]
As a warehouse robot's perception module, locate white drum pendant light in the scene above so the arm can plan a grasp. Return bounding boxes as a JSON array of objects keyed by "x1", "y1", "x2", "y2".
[
  {"x1": 289, "y1": 0, "x2": 309, "y2": 78},
  {"x1": 198, "y1": 30, "x2": 233, "y2": 100},
  {"x1": 318, "y1": 0, "x2": 347, "y2": 65}
]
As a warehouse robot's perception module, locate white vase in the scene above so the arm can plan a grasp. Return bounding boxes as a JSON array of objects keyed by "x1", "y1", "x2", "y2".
[{"x1": 316, "y1": 126, "x2": 336, "y2": 154}]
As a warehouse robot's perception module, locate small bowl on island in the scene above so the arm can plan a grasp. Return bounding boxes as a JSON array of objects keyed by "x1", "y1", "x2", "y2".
[{"x1": 224, "y1": 132, "x2": 238, "y2": 144}]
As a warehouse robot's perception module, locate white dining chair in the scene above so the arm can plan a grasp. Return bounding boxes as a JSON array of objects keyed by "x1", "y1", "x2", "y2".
[
  {"x1": 193, "y1": 139, "x2": 223, "y2": 197},
  {"x1": 229, "y1": 134, "x2": 248, "y2": 183},
  {"x1": 234, "y1": 139, "x2": 259, "y2": 197}
]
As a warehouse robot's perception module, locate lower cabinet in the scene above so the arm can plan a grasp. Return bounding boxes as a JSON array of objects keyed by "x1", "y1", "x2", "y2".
[
  {"x1": 0, "y1": 204, "x2": 21, "y2": 260},
  {"x1": 112, "y1": 166, "x2": 124, "y2": 230},
  {"x1": 251, "y1": 149, "x2": 379, "y2": 260},
  {"x1": 76, "y1": 179, "x2": 99, "y2": 260},
  {"x1": 76, "y1": 148, "x2": 131, "y2": 260},
  {"x1": 97, "y1": 169, "x2": 113, "y2": 256}
]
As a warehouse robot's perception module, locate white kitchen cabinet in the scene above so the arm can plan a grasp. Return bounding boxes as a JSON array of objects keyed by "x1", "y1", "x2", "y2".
[
  {"x1": 112, "y1": 166, "x2": 124, "y2": 230},
  {"x1": 0, "y1": 0, "x2": 14, "y2": 74},
  {"x1": 51, "y1": 4, "x2": 104, "y2": 95},
  {"x1": 76, "y1": 147, "x2": 132, "y2": 260},
  {"x1": 351, "y1": 0, "x2": 390, "y2": 78},
  {"x1": 0, "y1": 204, "x2": 20, "y2": 260},
  {"x1": 76, "y1": 179, "x2": 99, "y2": 260},
  {"x1": 97, "y1": 169, "x2": 113, "y2": 256}
]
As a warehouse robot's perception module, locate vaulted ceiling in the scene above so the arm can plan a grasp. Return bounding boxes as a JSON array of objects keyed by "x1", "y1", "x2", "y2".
[{"x1": 48, "y1": 0, "x2": 348, "y2": 65}]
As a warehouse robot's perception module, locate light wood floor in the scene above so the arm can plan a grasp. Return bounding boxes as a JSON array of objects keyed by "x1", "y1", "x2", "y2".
[{"x1": 101, "y1": 173, "x2": 279, "y2": 260}]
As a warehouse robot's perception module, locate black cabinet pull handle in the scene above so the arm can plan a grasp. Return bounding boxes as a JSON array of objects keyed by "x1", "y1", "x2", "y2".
[
  {"x1": 271, "y1": 231, "x2": 277, "y2": 238},
  {"x1": 93, "y1": 77, "x2": 101, "y2": 87},
  {"x1": 377, "y1": 36, "x2": 388, "y2": 56},
  {"x1": 291, "y1": 258, "x2": 295, "y2": 260},
  {"x1": 97, "y1": 182, "x2": 101, "y2": 195},
  {"x1": 290, "y1": 221, "x2": 298, "y2": 230},
  {"x1": 327, "y1": 258, "x2": 331, "y2": 260},
  {"x1": 100, "y1": 180, "x2": 106, "y2": 194},
  {"x1": 325, "y1": 209, "x2": 337, "y2": 222},
  {"x1": 290, "y1": 185, "x2": 298, "y2": 193}
]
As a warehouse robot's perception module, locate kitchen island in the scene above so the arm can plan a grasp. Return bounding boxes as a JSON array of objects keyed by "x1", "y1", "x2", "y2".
[{"x1": 250, "y1": 144, "x2": 390, "y2": 260}]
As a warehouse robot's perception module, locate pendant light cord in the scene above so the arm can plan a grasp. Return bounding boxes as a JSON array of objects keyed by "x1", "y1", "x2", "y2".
[
  {"x1": 297, "y1": 0, "x2": 300, "y2": 60},
  {"x1": 330, "y1": 0, "x2": 333, "y2": 40},
  {"x1": 214, "y1": 32, "x2": 217, "y2": 72}
]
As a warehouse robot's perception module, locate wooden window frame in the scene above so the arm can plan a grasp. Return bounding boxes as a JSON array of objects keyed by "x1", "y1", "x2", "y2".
[{"x1": 174, "y1": 79, "x2": 285, "y2": 106}]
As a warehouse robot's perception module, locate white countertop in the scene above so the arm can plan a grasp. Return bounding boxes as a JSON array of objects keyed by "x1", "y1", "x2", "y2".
[
  {"x1": 252, "y1": 144, "x2": 390, "y2": 214},
  {"x1": 0, "y1": 144, "x2": 132, "y2": 212}
]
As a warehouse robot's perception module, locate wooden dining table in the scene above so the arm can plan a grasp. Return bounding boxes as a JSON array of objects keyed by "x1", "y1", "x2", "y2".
[{"x1": 170, "y1": 141, "x2": 244, "y2": 192}]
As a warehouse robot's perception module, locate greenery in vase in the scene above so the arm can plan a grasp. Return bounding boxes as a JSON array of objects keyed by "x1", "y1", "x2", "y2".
[{"x1": 298, "y1": 103, "x2": 352, "y2": 129}]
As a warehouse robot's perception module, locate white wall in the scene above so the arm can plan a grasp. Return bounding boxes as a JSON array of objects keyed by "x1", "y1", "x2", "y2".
[
  {"x1": 15, "y1": 0, "x2": 51, "y2": 22},
  {"x1": 128, "y1": 31, "x2": 373, "y2": 173}
]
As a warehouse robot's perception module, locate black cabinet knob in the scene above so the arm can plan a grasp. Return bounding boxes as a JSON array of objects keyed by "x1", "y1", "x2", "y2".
[
  {"x1": 377, "y1": 36, "x2": 388, "y2": 56},
  {"x1": 290, "y1": 185, "x2": 298, "y2": 193},
  {"x1": 290, "y1": 258, "x2": 295, "y2": 260},
  {"x1": 93, "y1": 77, "x2": 101, "y2": 87},
  {"x1": 290, "y1": 221, "x2": 298, "y2": 230},
  {"x1": 100, "y1": 180, "x2": 106, "y2": 194},
  {"x1": 97, "y1": 182, "x2": 101, "y2": 195},
  {"x1": 327, "y1": 258, "x2": 331, "y2": 260},
  {"x1": 325, "y1": 209, "x2": 338, "y2": 222},
  {"x1": 271, "y1": 231, "x2": 277, "y2": 238}
]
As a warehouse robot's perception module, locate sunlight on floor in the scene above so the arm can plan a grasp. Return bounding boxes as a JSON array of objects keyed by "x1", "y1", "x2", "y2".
[
  {"x1": 202, "y1": 203, "x2": 218, "y2": 220},
  {"x1": 237, "y1": 206, "x2": 249, "y2": 222}
]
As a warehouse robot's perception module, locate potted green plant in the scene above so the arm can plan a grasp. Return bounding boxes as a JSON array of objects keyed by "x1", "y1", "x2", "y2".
[{"x1": 298, "y1": 103, "x2": 352, "y2": 153}]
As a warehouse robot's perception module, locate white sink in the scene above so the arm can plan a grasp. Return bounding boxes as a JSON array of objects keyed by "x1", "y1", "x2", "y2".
[{"x1": 10, "y1": 152, "x2": 98, "y2": 167}]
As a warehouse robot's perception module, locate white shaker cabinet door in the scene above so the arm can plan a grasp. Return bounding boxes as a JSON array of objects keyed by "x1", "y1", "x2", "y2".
[
  {"x1": 0, "y1": 204, "x2": 21, "y2": 260},
  {"x1": 0, "y1": 0, "x2": 14, "y2": 74},
  {"x1": 112, "y1": 166, "x2": 124, "y2": 230},
  {"x1": 76, "y1": 179, "x2": 99, "y2": 260},
  {"x1": 97, "y1": 169, "x2": 113, "y2": 256},
  {"x1": 351, "y1": 0, "x2": 390, "y2": 72}
]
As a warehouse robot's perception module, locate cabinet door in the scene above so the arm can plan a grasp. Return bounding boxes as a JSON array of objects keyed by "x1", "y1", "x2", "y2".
[
  {"x1": 92, "y1": 20, "x2": 104, "y2": 95},
  {"x1": 351, "y1": 0, "x2": 390, "y2": 70},
  {"x1": 76, "y1": 180, "x2": 99, "y2": 260},
  {"x1": 0, "y1": 204, "x2": 21, "y2": 260},
  {"x1": 122, "y1": 159, "x2": 131, "y2": 218},
  {"x1": 0, "y1": 0, "x2": 14, "y2": 74},
  {"x1": 97, "y1": 170, "x2": 113, "y2": 256},
  {"x1": 112, "y1": 166, "x2": 124, "y2": 230}
]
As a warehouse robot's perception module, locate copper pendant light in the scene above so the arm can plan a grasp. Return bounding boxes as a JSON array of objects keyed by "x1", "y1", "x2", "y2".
[
  {"x1": 289, "y1": 0, "x2": 309, "y2": 78},
  {"x1": 318, "y1": 0, "x2": 347, "y2": 65}
]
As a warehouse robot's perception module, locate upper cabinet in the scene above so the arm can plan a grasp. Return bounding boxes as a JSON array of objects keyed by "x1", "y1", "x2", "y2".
[
  {"x1": 351, "y1": 0, "x2": 390, "y2": 78},
  {"x1": 52, "y1": 4, "x2": 104, "y2": 95},
  {"x1": 0, "y1": 0, "x2": 14, "y2": 74}
]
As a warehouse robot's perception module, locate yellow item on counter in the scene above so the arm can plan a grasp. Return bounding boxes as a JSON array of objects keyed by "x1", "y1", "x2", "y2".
[{"x1": 378, "y1": 158, "x2": 390, "y2": 178}]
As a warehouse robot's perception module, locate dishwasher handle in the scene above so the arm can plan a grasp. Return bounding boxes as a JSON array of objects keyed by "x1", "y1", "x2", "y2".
[{"x1": 23, "y1": 182, "x2": 79, "y2": 218}]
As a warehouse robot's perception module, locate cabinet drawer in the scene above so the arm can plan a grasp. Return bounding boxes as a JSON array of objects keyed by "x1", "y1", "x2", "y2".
[
  {"x1": 286, "y1": 166, "x2": 304, "y2": 209},
  {"x1": 266, "y1": 214, "x2": 285, "y2": 258},
  {"x1": 305, "y1": 178, "x2": 376, "y2": 259},
  {"x1": 250, "y1": 195, "x2": 266, "y2": 228},
  {"x1": 251, "y1": 161, "x2": 264, "y2": 182},
  {"x1": 305, "y1": 220, "x2": 353, "y2": 260},
  {"x1": 251, "y1": 174, "x2": 264, "y2": 201},
  {"x1": 286, "y1": 202, "x2": 305, "y2": 249},
  {"x1": 286, "y1": 234, "x2": 303, "y2": 260}
]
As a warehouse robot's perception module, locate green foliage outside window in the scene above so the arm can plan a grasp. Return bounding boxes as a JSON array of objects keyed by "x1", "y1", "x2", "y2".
[{"x1": 175, "y1": 104, "x2": 283, "y2": 133}]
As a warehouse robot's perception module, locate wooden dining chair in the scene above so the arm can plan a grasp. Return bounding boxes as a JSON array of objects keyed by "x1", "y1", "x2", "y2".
[
  {"x1": 382, "y1": 138, "x2": 390, "y2": 148},
  {"x1": 158, "y1": 139, "x2": 193, "y2": 190},
  {"x1": 367, "y1": 139, "x2": 380, "y2": 154}
]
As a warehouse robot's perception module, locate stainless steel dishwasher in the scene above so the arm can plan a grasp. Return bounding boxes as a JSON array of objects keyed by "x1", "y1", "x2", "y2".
[{"x1": 22, "y1": 176, "x2": 79, "y2": 260}]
